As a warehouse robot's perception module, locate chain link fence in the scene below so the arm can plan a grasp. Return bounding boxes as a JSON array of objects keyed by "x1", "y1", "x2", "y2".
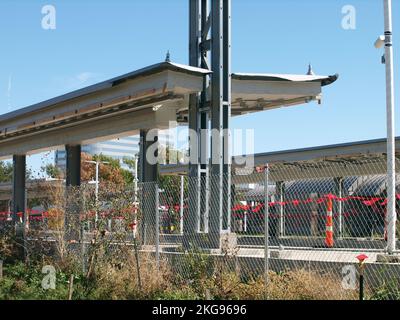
[{"x1": 2, "y1": 157, "x2": 400, "y2": 299}]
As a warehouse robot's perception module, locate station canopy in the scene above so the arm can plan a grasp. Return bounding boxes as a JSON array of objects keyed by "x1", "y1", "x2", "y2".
[{"x1": 0, "y1": 61, "x2": 337, "y2": 159}]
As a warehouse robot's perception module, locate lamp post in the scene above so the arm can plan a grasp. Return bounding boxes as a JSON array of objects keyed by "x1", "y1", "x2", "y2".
[{"x1": 375, "y1": 0, "x2": 397, "y2": 254}]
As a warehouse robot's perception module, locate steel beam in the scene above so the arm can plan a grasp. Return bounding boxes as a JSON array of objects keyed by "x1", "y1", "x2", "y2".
[
  {"x1": 187, "y1": 0, "x2": 202, "y2": 242},
  {"x1": 209, "y1": 0, "x2": 231, "y2": 247},
  {"x1": 222, "y1": 0, "x2": 232, "y2": 231},
  {"x1": 187, "y1": 0, "x2": 231, "y2": 249}
]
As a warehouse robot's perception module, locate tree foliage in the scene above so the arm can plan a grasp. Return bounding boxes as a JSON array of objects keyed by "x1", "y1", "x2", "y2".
[
  {"x1": 0, "y1": 161, "x2": 13, "y2": 183},
  {"x1": 81, "y1": 153, "x2": 134, "y2": 186}
]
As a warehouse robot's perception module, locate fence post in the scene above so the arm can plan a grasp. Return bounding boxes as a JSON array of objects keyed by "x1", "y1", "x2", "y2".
[
  {"x1": 180, "y1": 175, "x2": 184, "y2": 235},
  {"x1": 277, "y1": 181, "x2": 285, "y2": 238},
  {"x1": 0, "y1": 260, "x2": 3, "y2": 280},
  {"x1": 334, "y1": 177, "x2": 344, "y2": 239},
  {"x1": 155, "y1": 183, "x2": 160, "y2": 271},
  {"x1": 264, "y1": 164, "x2": 270, "y2": 299}
]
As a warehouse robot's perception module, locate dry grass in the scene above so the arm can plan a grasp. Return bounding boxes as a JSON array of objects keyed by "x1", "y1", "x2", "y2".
[
  {"x1": 84, "y1": 251, "x2": 173, "y2": 300},
  {"x1": 187, "y1": 269, "x2": 358, "y2": 300}
]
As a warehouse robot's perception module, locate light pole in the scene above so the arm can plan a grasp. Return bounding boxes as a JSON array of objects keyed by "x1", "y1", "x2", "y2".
[{"x1": 375, "y1": 0, "x2": 397, "y2": 254}]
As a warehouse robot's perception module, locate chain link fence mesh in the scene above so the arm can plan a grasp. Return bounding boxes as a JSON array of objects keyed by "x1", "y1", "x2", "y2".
[{"x1": 2, "y1": 157, "x2": 400, "y2": 299}]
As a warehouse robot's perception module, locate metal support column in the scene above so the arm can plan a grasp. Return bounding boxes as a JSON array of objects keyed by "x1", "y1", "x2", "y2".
[
  {"x1": 65, "y1": 145, "x2": 81, "y2": 243},
  {"x1": 187, "y1": 0, "x2": 202, "y2": 247},
  {"x1": 66, "y1": 145, "x2": 81, "y2": 187},
  {"x1": 12, "y1": 155, "x2": 26, "y2": 221},
  {"x1": 187, "y1": 0, "x2": 231, "y2": 249},
  {"x1": 210, "y1": 0, "x2": 231, "y2": 248},
  {"x1": 222, "y1": 0, "x2": 232, "y2": 231},
  {"x1": 139, "y1": 129, "x2": 159, "y2": 245},
  {"x1": 13, "y1": 155, "x2": 26, "y2": 246}
]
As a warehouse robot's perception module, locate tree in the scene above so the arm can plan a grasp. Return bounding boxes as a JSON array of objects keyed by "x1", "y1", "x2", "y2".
[
  {"x1": 41, "y1": 164, "x2": 63, "y2": 179},
  {"x1": 121, "y1": 157, "x2": 136, "y2": 185},
  {"x1": 0, "y1": 161, "x2": 13, "y2": 183},
  {"x1": 81, "y1": 153, "x2": 130, "y2": 186}
]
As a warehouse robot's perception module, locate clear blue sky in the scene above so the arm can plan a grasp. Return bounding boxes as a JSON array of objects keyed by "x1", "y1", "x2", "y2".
[{"x1": 0, "y1": 0, "x2": 399, "y2": 176}]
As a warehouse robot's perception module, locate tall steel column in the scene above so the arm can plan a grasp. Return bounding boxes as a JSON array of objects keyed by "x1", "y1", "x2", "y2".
[
  {"x1": 12, "y1": 155, "x2": 26, "y2": 225},
  {"x1": 188, "y1": 0, "x2": 231, "y2": 249},
  {"x1": 66, "y1": 145, "x2": 81, "y2": 187}
]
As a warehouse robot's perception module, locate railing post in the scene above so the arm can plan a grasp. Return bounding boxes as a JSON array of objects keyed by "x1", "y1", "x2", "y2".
[
  {"x1": 276, "y1": 181, "x2": 285, "y2": 238},
  {"x1": 155, "y1": 183, "x2": 160, "y2": 271},
  {"x1": 334, "y1": 177, "x2": 344, "y2": 239},
  {"x1": 180, "y1": 175, "x2": 184, "y2": 235}
]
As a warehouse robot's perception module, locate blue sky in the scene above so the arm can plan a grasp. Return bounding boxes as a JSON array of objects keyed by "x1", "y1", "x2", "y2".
[{"x1": 0, "y1": 0, "x2": 399, "y2": 176}]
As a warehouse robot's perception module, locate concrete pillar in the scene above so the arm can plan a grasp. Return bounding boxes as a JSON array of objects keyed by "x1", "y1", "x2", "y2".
[
  {"x1": 139, "y1": 129, "x2": 159, "y2": 245},
  {"x1": 65, "y1": 145, "x2": 81, "y2": 243},
  {"x1": 12, "y1": 155, "x2": 26, "y2": 245},
  {"x1": 12, "y1": 155, "x2": 26, "y2": 221},
  {"x1": 139, "y1": 130, "x2": 158, "y2": 183},
  {"x1": 66, "y1": 145, "x2": 81, "y2": 187}
]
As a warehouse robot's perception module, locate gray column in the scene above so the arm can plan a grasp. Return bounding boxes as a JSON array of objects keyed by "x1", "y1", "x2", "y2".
[
  {"x1": 66, "y1": 145, "x2": 81, "y2": 187},
  {"x1": 209, "y1": 0, "x2": 226, "y2": 249},
  {"x1": 139, "y1": 130, "x2": 158, "y2": 183},
  {"x1": 222, "y1": 0, "x2": 232, "y2": 232},
  {"x1": 12, "y1": 155, "x2": 26, "y2": 259},
  {"x1": 12, "y1": 155, "x2": 26, "y2": 225},
  {"x1": 65, "y1": 145, "x2": 81, "y2": 243},
  {"x1": 186, "y1": 0, "x2": 205, "y2": 249},
  {"x1": 139, "y1": 129, "x2": 159, "y2": 245}
]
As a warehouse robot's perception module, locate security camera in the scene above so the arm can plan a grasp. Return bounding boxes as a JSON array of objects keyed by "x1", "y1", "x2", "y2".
[
  {"x1": 374, "y1": 35, "x2": 385, "y2": 49},
  {"x1": 152, "y1": 104, "x2": 163, "y2": 111}
]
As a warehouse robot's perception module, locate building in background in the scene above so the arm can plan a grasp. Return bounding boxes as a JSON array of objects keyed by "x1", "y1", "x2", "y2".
[{"x1": 55, "y1": 131, "x2": 175, "y2": 171}]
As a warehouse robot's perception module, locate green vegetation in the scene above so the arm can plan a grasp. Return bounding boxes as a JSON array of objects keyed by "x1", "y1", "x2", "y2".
[{"x1": 0, "y1": 161, "x2": 13, "y2": 183}]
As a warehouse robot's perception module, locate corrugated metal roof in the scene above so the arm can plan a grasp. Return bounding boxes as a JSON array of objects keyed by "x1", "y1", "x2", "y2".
[{"x1": 352, "y1": 175, "x2": 400, "y2": 196}]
